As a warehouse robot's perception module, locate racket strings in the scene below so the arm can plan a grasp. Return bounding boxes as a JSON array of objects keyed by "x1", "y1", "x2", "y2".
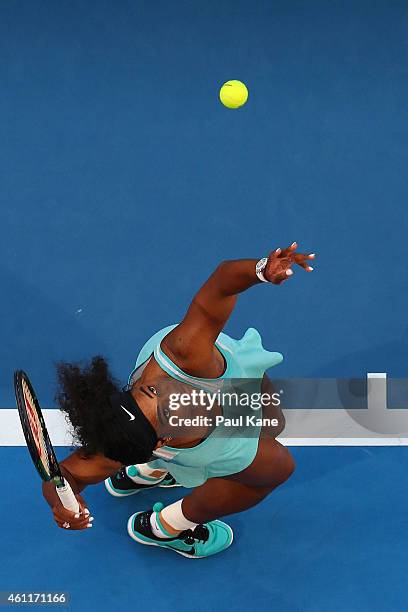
[{"x1": 22, "y1": 379, "x2": 51, "y2": 477}]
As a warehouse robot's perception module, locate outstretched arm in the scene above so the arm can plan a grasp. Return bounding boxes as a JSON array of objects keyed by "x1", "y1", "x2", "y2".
[
  {"x1": 163, "y1": 242, "x2": 315, "y2": 375},
  {"x1": 42, "y1": 450, "x2": 122, "y2": 530}
]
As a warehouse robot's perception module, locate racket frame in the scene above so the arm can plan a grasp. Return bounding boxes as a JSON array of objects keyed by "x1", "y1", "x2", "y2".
[{"x1": 14, "y1": 370, "x2": 80, "y2": 512}]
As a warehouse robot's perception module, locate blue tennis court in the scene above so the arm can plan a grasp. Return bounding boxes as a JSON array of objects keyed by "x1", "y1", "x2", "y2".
[
  {"x1": 1, "y1": 446, "x2": 406, "y2": 611},
  {"x1": 1, "y1": 1, "x2": 407, "y2": 610}
]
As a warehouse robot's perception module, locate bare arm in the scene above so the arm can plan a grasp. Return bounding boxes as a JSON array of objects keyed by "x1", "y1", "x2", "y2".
[
  {"x1": 42, "y1": 450, "x2": 122, "y2": 530},
  {"x1": 43, "y1": 449, "x2": 121, "y2": 503},
  {"x1": 60, "y1": 450, "x2": 122, "y2": 488},
  {"x1": 163, "y1": 243, "x2": 315, "y2": 374}
]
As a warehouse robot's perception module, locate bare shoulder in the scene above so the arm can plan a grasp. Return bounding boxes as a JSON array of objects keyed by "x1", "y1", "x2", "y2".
[{"x1": 161, "y1": 331, "x2": 224, "y2": 379}]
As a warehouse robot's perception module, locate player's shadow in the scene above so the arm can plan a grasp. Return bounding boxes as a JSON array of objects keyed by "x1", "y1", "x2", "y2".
[
  {"x1": 309, "y1": 333, "x2": 408, "y2": 379},
  {"x1": 277, "y1": 335, "x2": 408, "y2": 486}
]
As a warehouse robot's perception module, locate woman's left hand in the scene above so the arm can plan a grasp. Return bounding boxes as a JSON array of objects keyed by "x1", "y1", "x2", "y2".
[{"x1": 264, "y1": 242, "x2": 315, "y2": 285}]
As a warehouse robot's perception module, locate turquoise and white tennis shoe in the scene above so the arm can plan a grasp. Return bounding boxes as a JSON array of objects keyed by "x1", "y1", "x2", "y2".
[
  {"x1": 127, "y1": 502, "x2": 234, "y2": 559},
  {"x1": 105, "y1": 466, "x2": 180, "y2": 498}
]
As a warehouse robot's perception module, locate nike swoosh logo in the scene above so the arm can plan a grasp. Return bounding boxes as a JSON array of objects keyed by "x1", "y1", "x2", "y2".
[
  {"x1": 121, "y1": 405, "x2": 135, "y2": 421},
  {"x1": 171, "y1": 544, "x2": 195, "y2": 555}
]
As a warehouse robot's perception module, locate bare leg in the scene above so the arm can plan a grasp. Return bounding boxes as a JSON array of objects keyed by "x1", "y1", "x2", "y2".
[{"x1": 181, "y1": 438, "x2": 295, "y2": 524}]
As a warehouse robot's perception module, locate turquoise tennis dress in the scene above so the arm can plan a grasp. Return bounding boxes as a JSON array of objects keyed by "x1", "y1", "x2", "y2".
[{"x1": 127, "y1": 325, "x2": 283, "y2": 488}]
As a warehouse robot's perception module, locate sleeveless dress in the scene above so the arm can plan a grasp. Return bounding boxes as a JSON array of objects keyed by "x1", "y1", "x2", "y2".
[{"x1": 127, "y1": 325, "x2": 283, "y2": 488}]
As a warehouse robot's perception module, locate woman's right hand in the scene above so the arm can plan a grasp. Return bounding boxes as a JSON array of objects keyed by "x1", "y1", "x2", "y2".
[{"x1": 52, "y1": 493, "x2": 94, "y2": 531}]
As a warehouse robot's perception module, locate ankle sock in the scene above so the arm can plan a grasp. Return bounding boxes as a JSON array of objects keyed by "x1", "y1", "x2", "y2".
[
  {"x1": 149, "y1": 499, "x2": 198, "y2": 539},
  {"x1": 126, "y1": 463, "x2": 167, "y2": 485}
]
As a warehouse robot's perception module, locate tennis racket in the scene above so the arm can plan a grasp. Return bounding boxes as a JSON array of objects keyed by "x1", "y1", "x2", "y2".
[{"x1": 14, "y1": 370, "x2": 80, "y2": 513}]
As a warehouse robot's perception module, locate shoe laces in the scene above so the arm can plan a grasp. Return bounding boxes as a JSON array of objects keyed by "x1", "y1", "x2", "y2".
[
  {"x1": 116, "y1": 467, "x2": 128, "y2": 481},
  {"x1": 182, "y1": 524, "x2": 209, "y2": 545}
]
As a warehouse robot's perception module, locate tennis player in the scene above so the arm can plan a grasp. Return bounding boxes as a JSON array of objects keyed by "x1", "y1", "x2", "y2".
[{"x1": 42, "y1": 243, "x2": 315, "y2": 558}]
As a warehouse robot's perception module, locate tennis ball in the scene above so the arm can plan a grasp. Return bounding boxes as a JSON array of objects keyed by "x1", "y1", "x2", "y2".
[{"x1": 219, "y1": 80, "x2": 248, "y2": 109}]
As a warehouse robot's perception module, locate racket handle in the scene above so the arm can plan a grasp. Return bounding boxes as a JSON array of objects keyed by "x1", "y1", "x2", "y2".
[{"x1": 56, "y1": 482, "x2": 80, "y2": 513}]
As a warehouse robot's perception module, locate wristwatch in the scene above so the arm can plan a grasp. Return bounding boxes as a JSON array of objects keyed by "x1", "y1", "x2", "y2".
[{"x1": 255, "y1": 257, "x2": 269, "y2": 282}]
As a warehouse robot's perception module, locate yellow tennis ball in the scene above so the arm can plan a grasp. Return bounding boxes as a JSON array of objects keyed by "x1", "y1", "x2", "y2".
[{"x1": 219, "y1": 80, "x2": 248, "y2": 109}]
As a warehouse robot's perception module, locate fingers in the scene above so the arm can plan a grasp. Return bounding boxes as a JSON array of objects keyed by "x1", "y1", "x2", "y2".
[
  {"x1": 294, "y1": 259, "x2": 314, "y2": 272},
  {"x1": 55, "y1": 512, "x2": 93, "y2": 530},
  {"x1": 267, "y1": 244, "x2": 316, "y2": 282},
  {"x1": 55, "y1": 516, "x2": 92, "y2": 531},
  {"x1": 271, "y1": 243, "x2": 315, "y2": 262},
  {"x1": 293, "y1": 252, "x2": 315, "y2": 272},
  {"x1": 272, "y1": 268, "x2": 293, "y2": 285},
  {"x1": 53, "y1": 502, "x2": 86, "y2": 522},
  {"x1": 269, "y1": 242, "x2": 297, "y2": 258},
  {"x1": 268, "y1": 247, "x2": 283, "y2": 260},
  {"x1": 294, "y1": 252, "x2": 315, "y2": 262},
  {"x1": 53, "y1": 502, "x2": 94, "y2": 531},
  {"x1": 283, "y1": 242, "x2": 298, "y2": 257}
]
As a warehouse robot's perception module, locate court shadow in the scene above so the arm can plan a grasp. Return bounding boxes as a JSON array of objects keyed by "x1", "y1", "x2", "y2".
[{"x1": 308, "y1": 333, "x2": 408, "y2": 378}]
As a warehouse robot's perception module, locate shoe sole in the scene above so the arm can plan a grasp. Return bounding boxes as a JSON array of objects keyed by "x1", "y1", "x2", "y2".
[
  {"x1": 105, "y1": 478, "x2": 181, "y2": 497},
  {"x1": 158, "y1": 482, "x2": 182, "y2": 488},
  {"x1": 105, "y1": 478, "x2": 142, "y2": 498},
  {"x1": 127, "y1": 513, "x2": 233, "y2": 559}
]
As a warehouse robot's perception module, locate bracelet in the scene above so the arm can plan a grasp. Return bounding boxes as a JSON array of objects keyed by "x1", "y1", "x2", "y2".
[{"x1": 255, "y1": 257, "x2": 269, "y2": 282}]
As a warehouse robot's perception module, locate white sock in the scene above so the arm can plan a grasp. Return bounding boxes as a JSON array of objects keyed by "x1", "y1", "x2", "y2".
[
  {"x1": 126, "y1": 463, "x2": 167, "y2": 485},
  {"x1": 149, "y1": 499, "x2": 198, "y2": 539}
]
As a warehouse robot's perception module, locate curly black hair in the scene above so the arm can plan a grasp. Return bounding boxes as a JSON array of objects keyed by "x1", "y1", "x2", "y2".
[{"x1": 55, "y1": 356, "x2": 140, "y2": 464}]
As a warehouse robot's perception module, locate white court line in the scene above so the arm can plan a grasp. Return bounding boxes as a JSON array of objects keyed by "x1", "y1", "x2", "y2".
[
  {"x1": 0, "y1": 409, "x2": 73, "y2": 446},
  {"x1": 280, "y1": 438, "x2": 408, "y2": 446},
  {"x1": 1, "y1": 409, "x2": 408, "y2": 447}
]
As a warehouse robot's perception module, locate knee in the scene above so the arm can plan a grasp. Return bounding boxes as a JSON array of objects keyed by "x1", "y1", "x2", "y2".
[
  {"x1": 263, "y1": 447, "x2": 295, "y2": 492},
  {"x1": 278, "y1": 448, "x2": 296, "y2": 484}
]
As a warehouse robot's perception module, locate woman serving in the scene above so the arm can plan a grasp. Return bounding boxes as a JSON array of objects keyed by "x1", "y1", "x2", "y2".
[{"x1": 44, "y1": 242, "x2": 315, "y2": 559}]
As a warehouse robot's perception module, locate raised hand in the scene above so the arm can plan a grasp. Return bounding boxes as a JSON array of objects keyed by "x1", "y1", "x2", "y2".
[{"x1": 264, "y1": 242, "x2": 315, "y2": 285}]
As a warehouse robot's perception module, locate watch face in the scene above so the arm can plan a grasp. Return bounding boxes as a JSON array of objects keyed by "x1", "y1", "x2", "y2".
[{"x1": 256, "y1": 258, "x2": 268, "y2": 272}]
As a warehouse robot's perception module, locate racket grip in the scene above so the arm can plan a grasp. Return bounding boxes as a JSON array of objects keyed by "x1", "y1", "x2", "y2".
[{"x1": 56, "y1": 482, "x2": 80, "y2": 513}]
